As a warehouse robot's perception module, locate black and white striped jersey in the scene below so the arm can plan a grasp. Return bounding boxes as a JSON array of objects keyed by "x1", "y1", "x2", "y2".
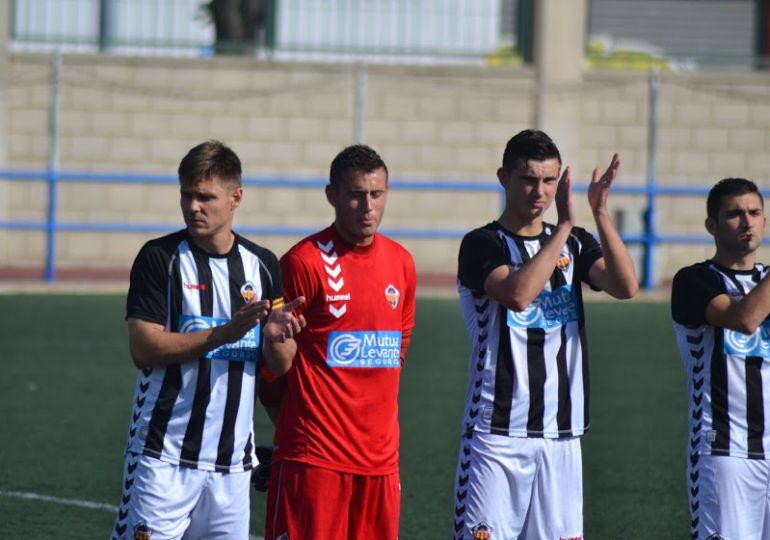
[
  {"x1": 672, "y1": 260, "x2": 770, "y2": 460},
  {"x1": 457, "y1": 221, "x2": 603, "y2": 439},
  {"x1": 123, "y1": 230, "x2": 283, "y2": 472}
]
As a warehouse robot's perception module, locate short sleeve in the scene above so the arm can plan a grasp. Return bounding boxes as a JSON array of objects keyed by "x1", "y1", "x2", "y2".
[
  {"x1": 572, "y1": 227, "x2": 603, "y2": 288},
  {"x1": 671, "y1": 265, "x2": 726, "y2": 326},
  {"x1": 126, "y1": 242, "x2": 171, "y2": 325},
  {"x1": 458, "y1": 228, "x2": 509, "y2": 293},
  {"x1": 399, "y1": 250, "x2": 417, "y2": 363},
  {"x1": 279, "y1": 250, "x2": 319, "y2": 319}
]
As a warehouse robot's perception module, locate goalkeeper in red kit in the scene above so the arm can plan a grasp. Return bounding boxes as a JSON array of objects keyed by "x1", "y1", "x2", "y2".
[{"x1": 259, "y1": 145, "x2": 417, "y2": 539}]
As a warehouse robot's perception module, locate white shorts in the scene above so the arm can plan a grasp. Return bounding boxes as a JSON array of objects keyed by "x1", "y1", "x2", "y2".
[
  {"x1": 453, "y1": 432, "x2": 583, "y2": 540},
  {"x1": 689, "y1": 453, "x2": 770, "y2": 540},
  {"x1": 110, "y1": 453, "x2": 251, "y2": 540}
]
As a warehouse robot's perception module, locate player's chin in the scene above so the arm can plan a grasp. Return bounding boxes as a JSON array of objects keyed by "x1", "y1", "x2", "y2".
[
  {"x1": 186, "y1": 224, "x2": 210, "y2": 238},
  {"x1": 357, "y1": 222, "x2": 379, "y2": 236}
]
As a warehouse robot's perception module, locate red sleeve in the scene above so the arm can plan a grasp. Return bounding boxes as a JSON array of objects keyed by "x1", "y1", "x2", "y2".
[
  {"x1": 258, "y1": 248, "x2": 319, "y2": 408},
  {"x1": 400, "y1": 251, "x2": 417, "y2": 364},
  {"x1": 279, "y1": 250, "x2": 318, "y2": 319}
]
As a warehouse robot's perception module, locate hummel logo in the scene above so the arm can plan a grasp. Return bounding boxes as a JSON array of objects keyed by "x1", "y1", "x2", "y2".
[
  {"x1": 325, "y1": 265, "x2": 341, "y2": 278},
  {"x1": 328, "y1": 278, "x2": 344, "y2": 292},
  {"x1": 321, "y1": 252, "x2": 338, "y2": 265},
  {"x1": 317, "y1": 240, "x2": 334, "y2": 253},
  {"x1": 329, "y1": 304, "x2": 347, "y2": 318},
  {"x1": 183, "y1": 282, "x2": 207, "y2": 290}
]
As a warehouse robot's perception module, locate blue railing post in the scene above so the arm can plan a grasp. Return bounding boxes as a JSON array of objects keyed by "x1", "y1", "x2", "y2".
[
  {"x1": 643, "y1": 68, "x2": 660, "y2": 290},
  {"x1": 45, "y1": 51, "x2": 62, "y2": 282}
]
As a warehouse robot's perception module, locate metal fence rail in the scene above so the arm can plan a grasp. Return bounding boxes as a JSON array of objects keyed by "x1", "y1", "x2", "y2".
[
  {"x1": 0, "y1": 169, "x2": 718, "y2": 289},
  {"x1": 11, "y1": 0, "x2": 516, "y2": 61}
]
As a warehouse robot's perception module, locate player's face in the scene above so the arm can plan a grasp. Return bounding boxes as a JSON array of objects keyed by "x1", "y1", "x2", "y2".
[
  {"x1": 498, "y1": 158, "x2": 561, "y2": 224},
  {"x1": 180, "y1": 176, "x2": 242, "y2": 248},
  {"x1": 326, "y1": 167, "x2": 388, "y2": 247},
  {"x1": 707, "y1": 192, "x2": 766, "y2": 255}
]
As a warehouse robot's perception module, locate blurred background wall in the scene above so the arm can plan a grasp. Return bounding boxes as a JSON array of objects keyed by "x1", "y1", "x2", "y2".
[{"x1": 2, "y1": 0, "x2": 770, "y2": 287}]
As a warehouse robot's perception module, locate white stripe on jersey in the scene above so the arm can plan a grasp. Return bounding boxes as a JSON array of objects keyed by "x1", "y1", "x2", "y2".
[
  {"x1": 157, "y1": 241, "x2": 198, "y2": 465},
  {"x1": 197, "y1": 257, "x2": 232, "y2": 467}
]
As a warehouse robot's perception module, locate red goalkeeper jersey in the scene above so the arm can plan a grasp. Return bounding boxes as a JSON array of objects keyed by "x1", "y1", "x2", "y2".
[{"x1": 267, "y1": 225, "x2": 416, "y2": 475}]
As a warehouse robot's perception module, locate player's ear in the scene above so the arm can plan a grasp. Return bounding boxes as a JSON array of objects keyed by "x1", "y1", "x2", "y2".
[
  {"x1": 230, "y1": 186, "x2": 243, "y2": 209},
  {"x1": 705, "y1": 216, "x2": 716, "y2": 235},
  {"x1": 325, "y1": 184, "x2": 336, "y2": 207},
  {"x1": 496, "y1": 167, "x2": 507, "y2": 188}
]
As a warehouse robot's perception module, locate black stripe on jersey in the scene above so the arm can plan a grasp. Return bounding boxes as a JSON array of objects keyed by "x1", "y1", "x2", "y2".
[
  {"x1": 711, "y1": 328, "x2": 730, "y2": 455},
  {"x1": 144, "y1": 254, "x2": 183, "y2": 456},
  {"x1": 216, "y1": 252, "x2": 248, "y2": 471},
  {"x1": 745, "y1": 356, "x2": 765, "y2": 458},
  {"x1": 549, "y1": 246, "x2": 572, "y2": 436},
  {"x1": 168, "y1": 254, "x2": 182, "y2": 332},
  {"x1": 490, "y1": 236, "x2": 515, "y2": 435},
  {"x1": 242, "y1": 431, "x2": 254, "y2": 468},
  {"x1": 526, "y1": 328, "x2": 546, "y2": 434},
  {"x1": 510, "y1": 237, "x2": 548, "y2": 436},
  {"x1": 556, "y1": 325, "x2": 571, "y2": 436},
  {"x1": 491, "y1": 304, "x2": 516, "y2": 435},
  {"x1": 180, "y1": 250, "x2": 215, "y2": 465}
]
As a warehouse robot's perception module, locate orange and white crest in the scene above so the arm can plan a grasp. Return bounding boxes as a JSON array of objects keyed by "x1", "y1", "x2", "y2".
[{"x1": 385, "y1": 284, "x2": 400, "y2": 309}]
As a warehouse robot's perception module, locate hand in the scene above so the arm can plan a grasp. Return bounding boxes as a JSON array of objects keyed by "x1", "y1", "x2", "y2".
[
  {"x1": 251, "y1": 445, "x2": 273, "y2": 492},
  {"x1": 218, "y1": 299, "x2": 270, "y2": 344},
  {"x1": 263, "y1": 296, "x2": 307, "y2": 344},
  {"x1": 588, "y1": 153, "x2": 621, "y2": 215},
  {"x1": 555, "y1": 165, "x2": 575, "y2": 227}
]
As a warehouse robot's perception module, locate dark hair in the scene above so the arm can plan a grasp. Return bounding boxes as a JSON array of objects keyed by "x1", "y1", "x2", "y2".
[
  {"x1": 501, "y1": 129, "x2": 561, "y2": 174},
  {"x1": 329, "y1": 144, "x2": 388, "y2": 187},
  {"x1": 707, "y1": 178, "x2": 763, "y2": 219},
  {"x1": 178, "y1": 140, "x2": 242, "y2": 188}
]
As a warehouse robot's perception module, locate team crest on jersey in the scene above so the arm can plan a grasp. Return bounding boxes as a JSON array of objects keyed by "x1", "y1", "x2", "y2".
[
  {"x1": 471, "y1": 522, "x2": 492, "y2": 539},
  {"x1": 706, "y1": 534, "x2": 725, "y2": 540},
  {"x1": 276, "y1": 534, "x2": 289, "y2": 540},
  {"x1": 385, "y1": 284, "x2": 400, "y2": 309},
  {"x1": 240, "y1": 282, "x2": 257, "y2": 302},
  {"x1": 556, "y1": 256, "x2": 571, "y2": 270},
  {"x1": 134, "y1": 523, "x2": 152, "y2": 540}
]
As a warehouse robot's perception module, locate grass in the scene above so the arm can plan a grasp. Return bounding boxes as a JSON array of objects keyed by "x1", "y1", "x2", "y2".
[{"x1": 0, "y1": 295, "x2": 688, "y2": 538}]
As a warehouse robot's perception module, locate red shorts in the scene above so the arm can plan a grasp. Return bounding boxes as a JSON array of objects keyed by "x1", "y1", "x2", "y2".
[{"x1": 265, "y1": 460, "x2": 400, "y2": 540}]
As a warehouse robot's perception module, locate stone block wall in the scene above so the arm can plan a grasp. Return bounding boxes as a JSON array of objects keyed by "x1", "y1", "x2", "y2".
[{"x1": 2, "y1": 52, "x2": 770, "y2": 284}]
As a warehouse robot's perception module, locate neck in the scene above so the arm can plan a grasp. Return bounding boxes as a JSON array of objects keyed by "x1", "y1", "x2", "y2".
[
  {"x1": 190, "y1": 230, "x2": 235, "y2": 255},
  {"x1": 712, "y1": 249, "x2": 756, "y2": 271},
  {"x1": 497, "y1": 211, "x2": 543, "y2": 237}
]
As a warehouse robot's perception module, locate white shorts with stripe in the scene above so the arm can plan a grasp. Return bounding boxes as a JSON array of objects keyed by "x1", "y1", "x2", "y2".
[
  {"x1": 453, "y1": 432, "x2": 583, "y2": 540},
  {"x1": 110, "y1": 453, "x2": 251, "y2": 540},
  {"x1": 689, "y1": 453, "x2": 770, "y2": 540}
]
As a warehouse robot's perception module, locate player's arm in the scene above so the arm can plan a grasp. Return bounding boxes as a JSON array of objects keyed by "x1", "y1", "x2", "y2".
[
  {"x1": 706, "y1": 275, "x2": 770, "y2": 334},
  {"x1": 128, "y1": 298, "x2": 271, "y2": 369},
  {"x1": 399, "y1": 252, "x2": 417, "y2": 363},
  {"x1": 585, "y1": 153, "x2": 638, "y2": 300},
  {"x1": 260, "y1": 296, "x2": 306, "y2": 376},
  {"x1": 485, "y1": 166, "x2": 575, "y2": 311}
]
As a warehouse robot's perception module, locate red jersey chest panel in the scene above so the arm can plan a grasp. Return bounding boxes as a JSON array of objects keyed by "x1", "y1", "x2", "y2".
[{"x1": 309, "y1": 235, "x2": 406, "y2": 335}]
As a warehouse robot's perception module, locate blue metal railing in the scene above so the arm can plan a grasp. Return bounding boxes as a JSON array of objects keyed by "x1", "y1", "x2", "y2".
[{"x1": 0, "y1": 169, "x2": 713, "y2": 288}]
